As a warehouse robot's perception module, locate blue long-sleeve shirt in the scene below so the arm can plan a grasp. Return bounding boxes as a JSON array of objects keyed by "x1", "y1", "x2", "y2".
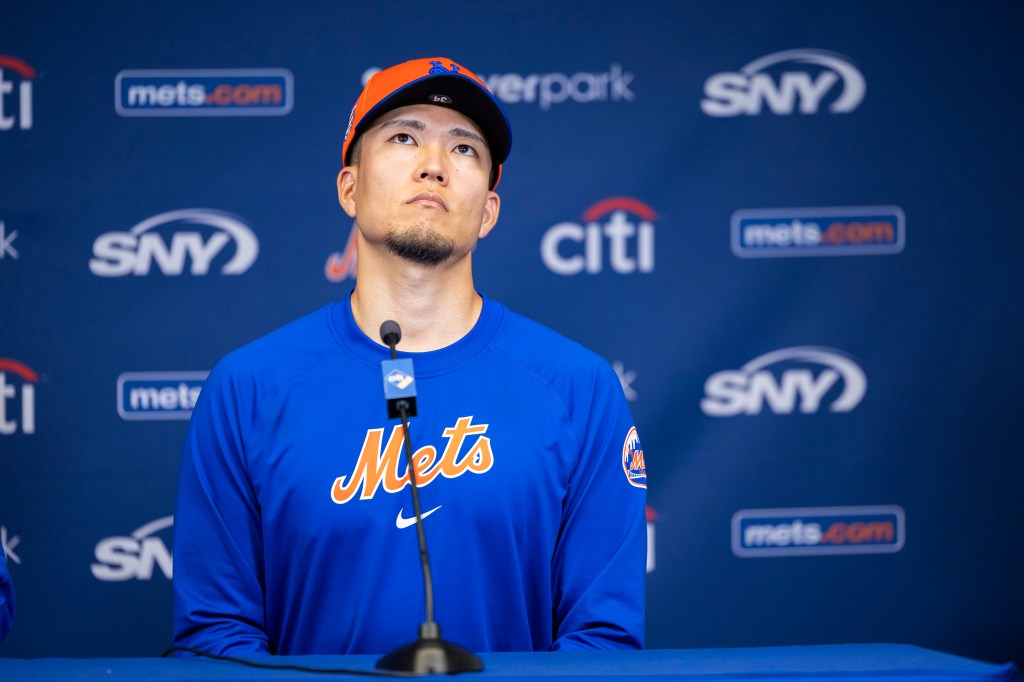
[{"x1": 173, "y1": 294, "x2": 646, "y2": 655}]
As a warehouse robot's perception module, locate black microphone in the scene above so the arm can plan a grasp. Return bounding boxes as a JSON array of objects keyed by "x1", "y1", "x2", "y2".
[
  {"x1": 380, "y1": 320, "x2": 401, "y2": 349},
  {"x1": 380, "y1": 320, "x2": 417, "y2": 419},
  {"x1": 375, "y1": 320, "x2": 483, "y2": 675}
]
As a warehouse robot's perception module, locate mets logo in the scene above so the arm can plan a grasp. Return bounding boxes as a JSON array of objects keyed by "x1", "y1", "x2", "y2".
[
  {"x1": 325, "y1": 224, "x2": 358, "y2": 282},
  {"x1": 428, "y1": 61, "x2": 460, "y2": 76},
  {"x1": 331, "y1": 416, "x2": 493, "y2": 504},
  {"x1": 622, "y1": 426, "x2": 646, "y2": 489}
]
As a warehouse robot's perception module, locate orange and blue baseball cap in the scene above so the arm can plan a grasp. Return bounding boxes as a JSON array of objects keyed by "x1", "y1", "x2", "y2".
[{"x1": 342, "y1": 57, "x2": 512, "y2": 189}]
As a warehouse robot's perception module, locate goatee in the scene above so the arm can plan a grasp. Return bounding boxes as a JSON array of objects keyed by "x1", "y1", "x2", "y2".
[{"x1": 384, "y1": 224, "x2": 456, "y2": 266}]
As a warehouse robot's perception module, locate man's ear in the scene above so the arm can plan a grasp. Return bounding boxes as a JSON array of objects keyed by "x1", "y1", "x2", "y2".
[
  {"x1": 477, "y1": 191, "x2": 500, "y2": 239},
  {"x1": 337, "y1": 167, "x2": 357, "y2": 218}
]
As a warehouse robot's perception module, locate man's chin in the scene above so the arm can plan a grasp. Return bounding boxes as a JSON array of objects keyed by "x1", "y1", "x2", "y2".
[{"x1": 384, "y1": 227, "x2": 456, "y2": 266}]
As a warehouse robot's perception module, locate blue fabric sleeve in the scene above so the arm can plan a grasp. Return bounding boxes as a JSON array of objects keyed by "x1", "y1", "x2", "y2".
[
  {"x1": 550, "y1": 362, "x2": 646, "y2": 650},
  {"x1": 0, "y1": 551, "x2": 13, "y2": 644},
  {"x1": 172, "y1": 360, "x2": 271, "y2": 656}
]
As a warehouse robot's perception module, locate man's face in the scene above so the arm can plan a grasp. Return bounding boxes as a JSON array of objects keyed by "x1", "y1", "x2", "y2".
[{"x1": 338, "y1": 103, "x2": 500, "y2": 268}]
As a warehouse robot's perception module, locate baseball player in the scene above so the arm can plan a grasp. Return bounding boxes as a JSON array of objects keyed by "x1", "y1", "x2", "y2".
[{"x1": 173, "y1": 56, "x2": 647, "y2": 656}]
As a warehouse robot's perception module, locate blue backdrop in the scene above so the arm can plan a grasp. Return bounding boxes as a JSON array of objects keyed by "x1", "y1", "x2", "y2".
[{"x1": 1, "y1": 0, "x2": 1022, "y2": 667}]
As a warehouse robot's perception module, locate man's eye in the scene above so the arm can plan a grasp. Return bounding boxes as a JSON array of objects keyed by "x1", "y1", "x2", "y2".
[
  {"x1": 454, "y1": 144, "x2": 477, "y2": 156},
  {"x1": 391, "y1": 133, "x2": 414, "y2": 144}
]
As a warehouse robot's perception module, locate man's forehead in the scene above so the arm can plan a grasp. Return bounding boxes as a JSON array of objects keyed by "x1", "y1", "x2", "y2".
[{"x1": 371, "y1": 103, "x2": 488, "y2": 140}]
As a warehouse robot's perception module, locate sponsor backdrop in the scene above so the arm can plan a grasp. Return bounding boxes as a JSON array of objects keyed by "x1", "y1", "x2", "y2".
[{"x1": 1, "y1": 0, "x2": 1022, "y2": 667}]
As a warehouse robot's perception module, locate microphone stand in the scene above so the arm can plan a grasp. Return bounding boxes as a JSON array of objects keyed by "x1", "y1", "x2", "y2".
[{"x1": 376, "y1": 323, "x2": 483, "y2": 675}]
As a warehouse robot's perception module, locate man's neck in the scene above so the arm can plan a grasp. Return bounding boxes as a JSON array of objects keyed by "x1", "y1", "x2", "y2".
[{"x1": 350, "y1": 252, "x2": 483, "y2": 353}]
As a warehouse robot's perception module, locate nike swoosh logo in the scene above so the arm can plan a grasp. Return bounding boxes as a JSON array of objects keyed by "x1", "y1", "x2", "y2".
[{"x1": 396, "y1": 505, "x2": 442, "y2": 529}]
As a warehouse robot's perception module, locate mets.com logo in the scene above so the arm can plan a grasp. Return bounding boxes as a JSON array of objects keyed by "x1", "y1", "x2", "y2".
[
  {"x1": 116, "y1": 69, "x2": 293, "y2": 116},
  {"x1": 541, "y1": 197, "x2": 656, "y2": 275},
  {"x1": 702, "y1": 49, "x2": 865, "y2": 117},
  {"x1": 732, "y1": 505, "x2": 905, "y2": 557},
  {"x1": 701, "y1": 347, "x2": 866, "y2": 416},
  {"x1": 117, "y1": 372, "x2": 207, "y2": 420},
  {"x1": 732, "y1": 206, "x2": 905, "y2": 258}
]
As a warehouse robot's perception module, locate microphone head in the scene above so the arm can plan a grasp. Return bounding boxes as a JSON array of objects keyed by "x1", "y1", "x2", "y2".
[{"x1": 380, "y1": 320, "x2": 402, "y2": 346}]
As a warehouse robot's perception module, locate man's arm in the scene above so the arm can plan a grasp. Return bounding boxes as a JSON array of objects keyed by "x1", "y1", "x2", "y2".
[
  {"x1": 550, "y1": 362, "x2": 647, "y2": 650},
  {"x1": 172, "y1": 362, "x2": 271, "y2": 655}
]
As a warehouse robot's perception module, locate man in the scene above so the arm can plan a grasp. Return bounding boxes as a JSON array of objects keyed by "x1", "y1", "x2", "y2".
[{"x1": 173, "y1": 56, "x2": 647, "y2": 656}]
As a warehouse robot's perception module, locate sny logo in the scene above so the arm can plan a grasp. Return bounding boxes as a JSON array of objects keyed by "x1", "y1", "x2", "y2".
[
  {"x1": 0, "y1": 56, "x2": 34, "y2": 131},
  {"x1": 386, "y1": 370, "x2": 414, "y2": 390},
  {"x1": 0, "y1": 359, "x2": 37, "y2": 435},
  {"x1": 701, "y1": 347, "x2": 866, "y2": 416},
  {"x1": 90, "y1": 209, "x2": 259, "y2": 277},
  {"x1": 541, "y1": 197, "x2": 655, "y2": 275},
  {"x1": 702, "y1": 49, "x2": 865, "y2": 117},
  {"x1": 92, "y1": 516, "x2": 173, "y2": 581}
]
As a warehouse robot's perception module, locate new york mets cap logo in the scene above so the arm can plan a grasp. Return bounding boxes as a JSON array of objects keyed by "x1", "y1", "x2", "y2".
[
  {"x1": 341, "y1": 56, "x2": 511, "y2": 189},
  {"x1": 427, "y1": 61, "x2": 460, "y2": 76},
  {"x1": 622, "y1": 426, "x2": 646, "y2": 489}
]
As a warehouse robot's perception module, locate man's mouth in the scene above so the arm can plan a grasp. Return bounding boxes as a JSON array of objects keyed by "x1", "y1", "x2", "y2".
[{"x1": 407, "y1": 193, "x2": 448, "y2": 211}]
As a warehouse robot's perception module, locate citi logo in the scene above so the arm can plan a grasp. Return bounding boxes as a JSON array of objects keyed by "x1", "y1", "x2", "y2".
[
  {"x1": 115, "y1": 69, "x2": 293, "y2": 116},
  {"x1": 117, "y1": 372, "x2": 207, "y2": 420},
  {"x1": 732, "y1": 505, "x2": 905, "y2": 557},
  {"x1": 90, "y1": 209, "x2": 259, "y2": 277},
  {"x1": 0, "y1": 56, "x2": 35, "y2": 131},
  {"x1": 541, "y1": 197, "x2": 655, "y2": 275},
  {"x1": 92, "y1": 516, "x2": 173, "y2": 581},
  {"x1": 0, "y1": 358, "x2": 37, "y2": 435},
  {"x1": 701, "y1": 347, "x2": 866, "y2": 417},
  {"x1": 702, "y1": 49, "x2": 865, "y2": 117},
  {"x1": 733, "y1": 206, "x2": 905, "y2": 258}
]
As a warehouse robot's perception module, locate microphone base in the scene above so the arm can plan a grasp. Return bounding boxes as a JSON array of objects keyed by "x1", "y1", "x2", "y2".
[{"x1": 375, "y1": 633, "x2": 484, "y2": 675}]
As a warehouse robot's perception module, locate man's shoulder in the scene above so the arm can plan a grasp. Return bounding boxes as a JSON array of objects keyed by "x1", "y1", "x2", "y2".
[
  {"x1": 211, "y1": 303, "x2": 339, "y2": 391},
  {"x1": 491, "y1": 302, "x2": 613, "y2": 380}
]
